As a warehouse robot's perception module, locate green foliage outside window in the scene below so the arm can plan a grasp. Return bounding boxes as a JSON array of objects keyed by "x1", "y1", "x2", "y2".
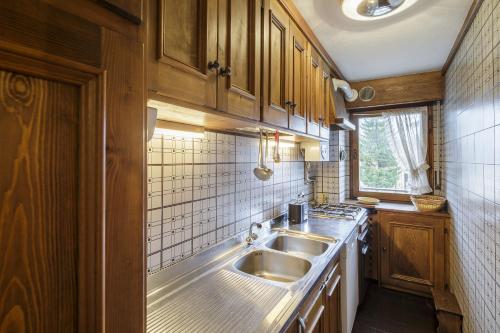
[{"x1": 359, "y1": 117, "x2": 401, "y2": 190}]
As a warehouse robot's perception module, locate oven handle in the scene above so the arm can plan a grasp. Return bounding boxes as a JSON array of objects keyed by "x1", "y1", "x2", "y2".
[
  {"x1": 358, "y1": 226, "x2": 369, "y2": 242},
  {"x1": 361, "y1": 243, "x2": 369, "y2": 255}
]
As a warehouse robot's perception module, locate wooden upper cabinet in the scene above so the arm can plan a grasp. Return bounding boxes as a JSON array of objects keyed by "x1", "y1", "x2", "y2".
[
  {"x1": 288, "y1": 21, "x2": 307, "y2": 133},
  {"x1": 306, "y1": 47, "x2": 321, "y2": 136},
  {"x1": 320, "y1": 65, "x2": 332, "y2": 139},
  {"x1": 379, "y1": 212, "x2": 446, "y2": 295},
  {"x1": 217, "y1": 0, "x2": 260, "y2": 120},
  {"x1": 150, "y1": 0, "x2": 218, "y2": 108},
  {"x1": 95, "y1": 0, "x2": 143, "y2": 23},
  {"x1": 262, "y1": 0, "x2": 289, "y2": 128}
]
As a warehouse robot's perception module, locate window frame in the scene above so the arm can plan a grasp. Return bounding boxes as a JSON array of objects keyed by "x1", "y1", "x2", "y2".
[{"x1": 350, "y1": 106, "x2": 434, "y2": 202}]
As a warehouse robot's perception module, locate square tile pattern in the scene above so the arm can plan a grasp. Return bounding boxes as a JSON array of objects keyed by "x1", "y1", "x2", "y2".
[
  {"x1": 310, "y1": 131, "x2": 351, "y2": 203},
  {"x1": 147, "y1": 131, "x2": 312, "y2": 274},
  {"x1": 443, "y1": 0, "x2": 500, "y2": 331}
]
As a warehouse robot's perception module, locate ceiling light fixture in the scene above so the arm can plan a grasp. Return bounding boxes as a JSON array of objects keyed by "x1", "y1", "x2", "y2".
[{"x1": 342, "y1": 0, "x2": 419, "y2": 21}]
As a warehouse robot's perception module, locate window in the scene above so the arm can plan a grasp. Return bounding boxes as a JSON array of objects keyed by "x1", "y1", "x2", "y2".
[
  {"x1": 351, "y1": 107, "x2": 433, "y2": 202},
  {"x1": 358, "y1": 116, "x2": 410, "y2": 193}
]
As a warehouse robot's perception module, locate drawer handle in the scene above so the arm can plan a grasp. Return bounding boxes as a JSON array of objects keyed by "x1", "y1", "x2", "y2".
[
  {"x1": 327, "y1": 274, "x2": 341, "y2": 297},
  {"x1": 324, "y1": 262, "x2": 340, "y2": 284},
  {"x1": 298, "y1": 316, "x2": 306, "y2": 333}
]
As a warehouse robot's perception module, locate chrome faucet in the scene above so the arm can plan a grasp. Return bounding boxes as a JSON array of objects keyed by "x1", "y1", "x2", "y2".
[{"x1": 246, "y1": 222, "x2": 262, "y2": 245}]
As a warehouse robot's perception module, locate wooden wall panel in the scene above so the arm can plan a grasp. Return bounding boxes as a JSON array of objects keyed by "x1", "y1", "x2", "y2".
[
  {"x1": 345, "y1": 71, "x2": 444, "y2": 110},
  {"x1": 0, "y1": 0, "x2": 101, "y2": 67},
  {"x1": 102, "y1": 28, "x2": 145, "y2": 333},
  {"x1": 0, "y1": 1, "x2": 145, "y2": 332},
  {"x1": 0, "y1": 70, "x2": 80, "y2": 333}
]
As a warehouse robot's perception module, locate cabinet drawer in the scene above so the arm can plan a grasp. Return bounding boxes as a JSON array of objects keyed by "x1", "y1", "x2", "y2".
[
  {"x1": 324, "y1": 261, "x2": 340, "y2": 295},
  {"x1": 298, "y1": 281, "x2": 325, "y2": 333}
]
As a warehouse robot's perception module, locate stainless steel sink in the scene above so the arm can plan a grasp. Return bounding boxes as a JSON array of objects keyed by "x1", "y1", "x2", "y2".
[
  {"x1": 234, "y1": 250, "x2": 311, "y2": 283},
  {"x1": 265, "y1": 235, "x2": 329, "y2": 256}
]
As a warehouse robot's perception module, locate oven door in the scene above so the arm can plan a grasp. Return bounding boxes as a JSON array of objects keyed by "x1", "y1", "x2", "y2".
[{"x1": 358, "y1": 220, "x2": 370, "y2": 304}]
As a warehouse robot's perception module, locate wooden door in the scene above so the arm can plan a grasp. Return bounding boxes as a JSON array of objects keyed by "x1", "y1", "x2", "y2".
[
  {"x1": 320, "y1": 65, "x2": 332, "y2": 139},
  {"x1": 288, "y1": 21, "x2": 307, "y2": 133},
  {"x1": 324, "y1": 261, "x2": 341, "y2": 333},
  {"x1": 0, "y1": 1, "x2": 145, "y2": 332},
  {"x1": 306, "y1": 47, "x2": 321, "y2": 137},
  {"x1": 218, "y1": 0, "x2": 261, "y2": 120},
  {"x1": 262, "y1": 0, "x2": 289, "y2": 128},
  {"x1": 380, "y1": 212, "x2": 445, "y2": 295},
  {"x1": 150, "y1": 0, "x2": 218, "y2": 109}
]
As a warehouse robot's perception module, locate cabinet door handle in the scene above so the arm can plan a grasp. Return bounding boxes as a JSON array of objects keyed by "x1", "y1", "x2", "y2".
[
  {"x1": 327, "y1": 274, "x2": 341, "y2": 297},
  {"x1": 298, "y1": 316, "x2": 306, "y2": 333},
  {"x1": 285, "y1": 100, "x2": 292, "y2": 107},
  {"x1": 208, "y1": 60, "x2": 220, "y2": 71},
  {"x1": 383, "y1": 247, "x2": 387, "y2": 251},
  {"x1": 219, "y1": 66, "x2": 231, "y2": 77},
  {"x1": 290, "y1": 102, "x2": 297, "y2": 109}
]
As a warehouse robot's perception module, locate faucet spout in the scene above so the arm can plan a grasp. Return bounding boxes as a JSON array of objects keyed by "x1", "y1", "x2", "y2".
[{"x1": 246, "y1": 222, "x2": 263, "y2": 245}]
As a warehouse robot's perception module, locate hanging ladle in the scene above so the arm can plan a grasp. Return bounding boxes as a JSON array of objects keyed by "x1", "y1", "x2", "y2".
[
  {"x1": 273, "y1": 130, "x2": 281, "y2": 163},
  {"x1": 253, "y1": 129, "x2": 273, "y2": 181}
]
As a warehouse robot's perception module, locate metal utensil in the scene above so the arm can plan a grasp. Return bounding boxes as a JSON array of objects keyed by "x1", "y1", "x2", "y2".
[
  {"x1": 264, "y1": 133, "x2": 273, "y2": 177},
  {"x1": 273, "y1": 130, "x2": 281, "y2": 163},
  {"x1": 253, "y1": 130, "x2": 273, "y2": 181}
]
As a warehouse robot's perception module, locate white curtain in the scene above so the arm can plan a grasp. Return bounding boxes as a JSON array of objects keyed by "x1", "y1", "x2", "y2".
[{"x1": 382, "y1": 108, "x2": 432, "y2": 194}]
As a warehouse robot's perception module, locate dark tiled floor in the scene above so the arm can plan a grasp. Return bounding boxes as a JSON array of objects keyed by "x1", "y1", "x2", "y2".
[{"x1": 352, "y1": 283, "x2": 436, "y2": 333}]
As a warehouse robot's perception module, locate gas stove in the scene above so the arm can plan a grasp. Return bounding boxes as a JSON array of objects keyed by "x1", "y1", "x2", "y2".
[{"x1": 309, "y1": 203, "x2": 363, "y2": 220}]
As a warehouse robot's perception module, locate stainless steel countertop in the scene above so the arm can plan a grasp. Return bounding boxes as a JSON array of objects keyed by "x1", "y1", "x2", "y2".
[{"x1": 146, "y1": 211, "x2": 366, "y2": 333}]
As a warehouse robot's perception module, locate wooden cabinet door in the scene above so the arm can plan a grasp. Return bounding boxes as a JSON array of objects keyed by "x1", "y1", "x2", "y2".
[
  {"x1": 218, "y1": 0, "x2": 260, "y2": 120},
  {"x1": 380, "y1": 212, "x2": 445, "y2": 295},
  {"x1": 151, "y1": 0, "x2": 218, "y2": 109},
  {"x1": 0, "y1": 2, "x2": 145, "y2": 332},
  {"x1": 306, "y1": 47, "x2": 321, "y2": 137},
  {"x1": 298, "y1": 281, "x2": 325, "y2": 333},
  {"x1": 324, "y1": 261, "x2": 342, "y2": 333},
  {"x1": 288, "y1": 21, "x2": 308, "y2": 133},
  {"x1": 262, "y1": 0, "x2": 289, "y2": 128},
  {"x1": 320, "y1": 65, "x2": 332, "y2": 139}
]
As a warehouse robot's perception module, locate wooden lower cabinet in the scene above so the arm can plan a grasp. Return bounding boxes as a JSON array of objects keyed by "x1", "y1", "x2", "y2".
[
  {"x1": 323, "y1": 261, "x2": 341, "y2": 333},
  {"x1": 379, "y1": 211, "x2": 446, "y2": 295},
  {"x1": 283, "y1": 256, "x2": 341, "y2": 333}
]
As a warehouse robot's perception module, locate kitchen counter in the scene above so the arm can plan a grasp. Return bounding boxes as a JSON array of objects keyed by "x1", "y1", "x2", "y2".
[
  {"x1": 146, "y1": 212, "x2": 365, "y2": 333},
  {"x1": 344, "y1": 199, "x2": 449, "y2": 217}
]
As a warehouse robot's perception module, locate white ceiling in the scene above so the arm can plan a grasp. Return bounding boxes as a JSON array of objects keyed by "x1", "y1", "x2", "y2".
[{"x1": 293, "y1": 0, "x2": 473, "y2": 81}]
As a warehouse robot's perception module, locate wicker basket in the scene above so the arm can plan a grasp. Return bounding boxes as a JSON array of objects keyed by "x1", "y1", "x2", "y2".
[{"x1": 410, "y1": 195, "x2": 446, "y2": 212}]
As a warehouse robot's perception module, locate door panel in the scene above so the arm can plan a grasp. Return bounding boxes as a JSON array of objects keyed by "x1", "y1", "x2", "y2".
[
  {"x1": 380, "y1": 212, "x2": 445, "y2": 295},
  {"x1": 0, "y1": 71, "x2": 79, "y2": 332},
  {"x1": 153, "y1": 0, "x2": 217, "y2": 108},
  {"x1": 218, "y1": 0, "x2": 260, "y2": 120},
  {"x1": 391, "y1": 224, "x2": 432, "y2": 282},
  {"x1": 289, "y1": 21, "x2": 307, "y2": 133},
  {"x1": 162, "y1": 0, "x2": 202, "y2": 69},
  {"x1": 262, "y1": 0, "x2": 289, "y2": 128},
  {"x1": 307, "y1": 48, "x2": 320, "y2": 136},
  {"x1": 320, "y1": 66, "x2": 331, "y2": 139}
]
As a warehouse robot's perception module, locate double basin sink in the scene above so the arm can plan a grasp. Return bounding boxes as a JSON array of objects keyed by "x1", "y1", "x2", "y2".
[{"x1": 234, "y1": 232, "x2": 334, "y2": 284}]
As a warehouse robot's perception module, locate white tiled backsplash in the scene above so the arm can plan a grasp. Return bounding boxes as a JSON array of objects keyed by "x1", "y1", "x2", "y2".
[
  {"x1": 310, "y1": 130, "x2": 351, "y2": 203},
  {"x1": 443, "y1": 0, "x2": 500, "y2": 331},
  {"x1": 147, "y1": 131, "x2": 312, "y2": 274}
]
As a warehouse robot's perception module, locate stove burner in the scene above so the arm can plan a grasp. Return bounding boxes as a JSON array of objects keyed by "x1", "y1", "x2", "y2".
[{"x1": 309, "y1": 203, "x2": 362, "y2": 220}]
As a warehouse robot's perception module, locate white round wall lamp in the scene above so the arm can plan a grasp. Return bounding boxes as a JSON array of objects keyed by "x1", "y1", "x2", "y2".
[{"x1": 341, "y1": 0, "x2": 419, "y2": 21}]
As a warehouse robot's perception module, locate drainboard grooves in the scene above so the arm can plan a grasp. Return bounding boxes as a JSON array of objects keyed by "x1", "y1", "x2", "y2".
[{"x1": 147, "y1": 269, "x2": 288, "y2": 333}]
